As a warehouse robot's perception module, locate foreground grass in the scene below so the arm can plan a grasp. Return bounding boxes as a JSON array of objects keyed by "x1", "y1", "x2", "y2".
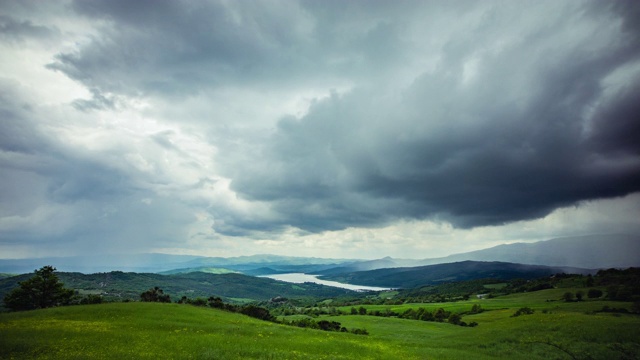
[
  {"x1": 1, "y1": 289, "x2": 639, "y2": 359},
  {"x1": 0, "y1": 302, "x2": 412, "y2": 360}
]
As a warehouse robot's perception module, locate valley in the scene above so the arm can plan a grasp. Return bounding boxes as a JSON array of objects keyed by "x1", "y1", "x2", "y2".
[{"x1": 1, "y1": 234, "x2": 639, "y2": 359}]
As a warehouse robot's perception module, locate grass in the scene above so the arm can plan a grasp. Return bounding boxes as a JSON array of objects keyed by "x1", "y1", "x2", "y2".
[
  {"x1": 1, "y1": 288, "x2": 639, "y2": 359},
  {"x1": 0, "y1": 303, "x2": 415, "y2": 359},
  {"x1": 326, "y1": 288, "x2": 640, "y2": 359}
]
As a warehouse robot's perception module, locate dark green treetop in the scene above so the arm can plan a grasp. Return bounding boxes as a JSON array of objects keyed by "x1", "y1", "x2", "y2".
[{"x1": 3, "y1": 265, "x2": 74, "y2": 311}]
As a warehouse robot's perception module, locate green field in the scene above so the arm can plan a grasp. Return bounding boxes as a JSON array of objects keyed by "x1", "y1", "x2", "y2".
[{"x1": 1, "y1": 288, "x2": 639, "y2": 359}]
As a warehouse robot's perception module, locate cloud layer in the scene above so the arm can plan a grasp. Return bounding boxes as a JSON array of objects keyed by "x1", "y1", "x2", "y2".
[{"x1": 1, "y1": 0, "x2": 639, "y2": 258}]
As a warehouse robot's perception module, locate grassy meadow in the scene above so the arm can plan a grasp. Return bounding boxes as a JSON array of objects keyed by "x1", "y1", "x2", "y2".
[
  {"x1": 1, "y1": 287, "x2": 639, "y2": 359},
  {"x1": 0, "y1": 302, "x2": 400, "y2": 360},
  {"x1": 327, "y1": 289, "x2": 640, "y2": 359}
]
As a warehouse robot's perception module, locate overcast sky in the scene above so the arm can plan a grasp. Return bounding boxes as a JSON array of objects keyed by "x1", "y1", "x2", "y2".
[{"x1": 1, "y1": 0, "x2": 639, "y2": 260}]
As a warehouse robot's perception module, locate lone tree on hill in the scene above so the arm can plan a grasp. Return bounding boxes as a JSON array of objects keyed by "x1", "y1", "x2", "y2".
[{"x1": 3, "y1": 265, "x2": 74, "y2": 311}]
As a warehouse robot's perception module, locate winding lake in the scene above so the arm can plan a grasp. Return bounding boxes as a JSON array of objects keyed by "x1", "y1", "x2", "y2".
[{"x1": 260, "y1": 273, "x2": 392, "y2": 291}]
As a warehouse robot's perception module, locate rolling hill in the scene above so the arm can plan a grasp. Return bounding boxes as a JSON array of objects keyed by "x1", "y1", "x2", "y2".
[
  {"x1": 0, "y1": 271, "x2": 354, "y2": 304},
  {"x1": 320, "y1": 260, "x2": 594, "y2": 288},
  {"x1": 2, "y1": 291, "x2": 639, "y2": 359}
]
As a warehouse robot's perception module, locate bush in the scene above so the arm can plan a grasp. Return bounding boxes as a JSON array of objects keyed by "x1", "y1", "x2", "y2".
[
  {"x1": 447, "y1": 313, "x2": 462, "y2": 325},
  {"x1": 140, "y1": 287, "x2": 171, "y2": 303},
  {"x1": 80, "y1": 294, "x2": 103, "y2": 305},
  {"x1": 562, "y1": 292, "x2": 574, "y2": 302},
  {"x1": 240, "y1": 305, "x2": 274, "y2": 321},
  {"x1": 587, "y1": 289, "x2": 603, "y2": 298},
  {"x1": 512, "y1": 307, "x2": 535, "y2": 317},
  {"x1": 317, "y1": 320, "x2": 342, "y2": 331},
  {"x1": 350, "y1": 328, "x2": 369, "y2": 335}
]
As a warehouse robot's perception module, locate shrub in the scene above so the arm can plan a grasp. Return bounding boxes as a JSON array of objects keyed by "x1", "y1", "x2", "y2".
[
  {"x1": 587, "y1": 289, "x2": 603, "y2": 298},
  {"x1": 80, "y1": 294, "x2": 103, "y2": 305},
  {"x1": 512, "y1": 307, "x2": 535, "y2": 317},
  {"x1": 140, "y1": 287, "x2": 171, "y2": 303},
  {"x1": 240, "y1": 305, "x2": 274, "y2": 321},
  {"x1": 562, "y1": 292, "x2": 574, "y2": 302},
  {"x1": 351, "y1": 328, "x2": 369, "y2": 335}
]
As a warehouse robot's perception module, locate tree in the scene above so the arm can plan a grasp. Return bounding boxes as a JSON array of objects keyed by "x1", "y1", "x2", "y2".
[
  {"x1": 240, "y1": 305, "x2": 273, "y2": 321},
  {"x1": 434, "y1": 308, "x2": 448, "y2": 322},
  {"x1": 140, "y1": 287, "x2": 171, "y2": 303},
  {"x1": 447, "y1": 313, "x2": 462, "y2": 325},
  {"x1": 208, "y1": 296, "x2": 224, "y2": 309},
  {"x1": 575, "y1": 291, "x2": 584, "y2": 301},
  {"x1": 585, "y1": 274, "x2": 594, "y2": 287},
  {"x1": 587, "y1": 289, "x2": 603, "y2": 298},
  {"x1": 562, "y1": 292, "x2": 574, "y2": 302},
  {"x1": 3, "y1": 266, "x2": 74, "y2": 311}
]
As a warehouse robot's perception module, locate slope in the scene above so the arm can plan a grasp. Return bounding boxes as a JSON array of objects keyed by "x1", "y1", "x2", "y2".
[
  {"x1": 0, "y1": 271, "x2": 354, "y2": 303},
  {"x1": 0, "y1": 302, "x2": 407, "y2": 359},
  {"x1": 321, "y1": 261, "x2": 593, "y2": 288}
]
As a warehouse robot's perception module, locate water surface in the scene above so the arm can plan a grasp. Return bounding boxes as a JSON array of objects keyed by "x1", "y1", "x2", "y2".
[{"x1": 261, "y1": 273, "x2": 392, "y2": 291}]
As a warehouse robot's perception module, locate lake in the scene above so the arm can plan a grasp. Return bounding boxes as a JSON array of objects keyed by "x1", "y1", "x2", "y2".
[{"x1": 260, "y1": 273, "x2": 393, "y2": 291}]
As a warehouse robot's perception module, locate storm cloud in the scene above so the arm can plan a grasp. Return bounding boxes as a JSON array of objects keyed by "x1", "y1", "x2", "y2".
[{"x1": 1, "y1": 0, "x2": 639, "y2": 257}]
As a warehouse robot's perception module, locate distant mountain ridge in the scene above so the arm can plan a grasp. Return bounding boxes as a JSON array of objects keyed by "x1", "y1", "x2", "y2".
[
  {"x1": 417, "y1": 234, "x2": 640, "y2": 269},
  {"x1": 0, "y1": 234, "x2": 637, "y2": 274}
]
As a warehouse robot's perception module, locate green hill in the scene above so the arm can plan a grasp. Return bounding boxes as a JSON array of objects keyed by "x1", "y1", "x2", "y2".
[
  {"x1": 0, "y1": 271, "x2": 353, "y2": 303},
  {"x1": 1, "y1": 292, "x2": 639, "y2": 359},
  {"x1": 0, "y1": 302, "x2": 397, "y2": 359},
  {"x1": 158, "y1": 267, "x2": 238, "y2": 275},
  {"x1": 321, "y1": 261, "x2": 593, "y2": 288}
]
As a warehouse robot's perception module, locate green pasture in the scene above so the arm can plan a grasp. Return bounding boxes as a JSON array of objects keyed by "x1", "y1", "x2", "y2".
[
  {"x1": 1, "y1": 287, "x2": 639, "y2": 359},
  {"x1": 0, "y1": 302, "x2": 411, "y2": 360},
  {"x1": 322, "y1": 310, "x2": 639, "y2": 359},
  {"x1": 338, "y1": 287, "x2": 627, "y2": 314},
  {"x1": 326, "y1": 288, "x2": 640, "y2": 359}
]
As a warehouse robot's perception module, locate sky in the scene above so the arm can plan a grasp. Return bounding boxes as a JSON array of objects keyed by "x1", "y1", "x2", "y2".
[{"x1": 1, "y1": 0, "x2": 639, "y2": 260}]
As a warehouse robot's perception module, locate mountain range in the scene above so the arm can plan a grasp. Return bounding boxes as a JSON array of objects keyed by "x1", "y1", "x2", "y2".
[
  {"x1": 0, "y1": 234, "x2": 637, "y2": 275},
  {"x1": 416, "y1": 234, "x2": 640, "y2": 269}
]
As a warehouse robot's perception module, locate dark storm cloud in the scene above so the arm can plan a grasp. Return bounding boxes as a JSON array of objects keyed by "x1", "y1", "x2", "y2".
[
  {"x1": 47, "y1": 0, "x2": 323, "y2": 98},
  {"x1": 0, "y1": 15, "x2": 59, "y2": 43},
  {"x1": 31, "y1": 0, "x2": 640, "y2": 235},
  {"x1": 222, "y1": 2, "x2": 640, "y2": 232}
]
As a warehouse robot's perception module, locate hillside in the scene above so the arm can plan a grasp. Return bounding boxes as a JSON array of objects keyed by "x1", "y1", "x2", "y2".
[
  {"x1": 1, "y1": 291, "x2": 639, "y2": 359},
  {"x1": 320, "y1": 261, "x2": 594, "y2": 288},
  {"x1": 158, "y1": 267, "x2": 238, "y2": 275},
  {"x1": 0, "y1": 303, "x2": 397, "y2": 359},
  {"x1": 0, "y1": 271, "x2": 353, "y2": 303}
]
